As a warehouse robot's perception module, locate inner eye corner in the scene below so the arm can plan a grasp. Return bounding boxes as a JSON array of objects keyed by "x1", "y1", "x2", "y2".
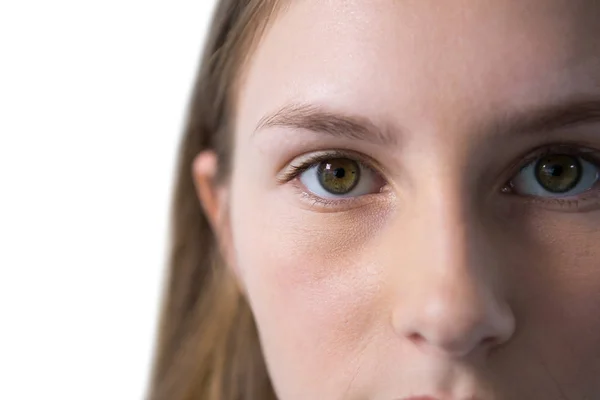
[{"x1": 500, "y1": 182, "x2": 514, "y2": 194}]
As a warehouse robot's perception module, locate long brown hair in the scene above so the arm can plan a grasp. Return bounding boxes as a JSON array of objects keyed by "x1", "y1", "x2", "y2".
[{"x1": 148, "y1": 1, "x2": 284, "y2": 399}]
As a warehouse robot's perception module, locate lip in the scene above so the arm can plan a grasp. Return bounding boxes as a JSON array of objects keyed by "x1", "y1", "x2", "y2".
[{"x1": 401, "y1": 397, "x2": 440, "y2": 400}]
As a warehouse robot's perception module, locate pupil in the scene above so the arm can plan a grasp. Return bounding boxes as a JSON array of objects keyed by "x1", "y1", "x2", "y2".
[
  {"x1": 333, "y1": 168, "x2": 346, "y2": 179},
  {"x1": 549, "y1": 164, "x2": 563, "y2": 177}
]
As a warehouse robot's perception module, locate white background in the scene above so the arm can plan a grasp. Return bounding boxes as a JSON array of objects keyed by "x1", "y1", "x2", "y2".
[{"x1": 0, "y1": 1, "x2": 216, "y2": 398}]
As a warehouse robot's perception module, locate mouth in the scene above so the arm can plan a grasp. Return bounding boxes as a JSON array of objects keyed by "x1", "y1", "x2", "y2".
[
  {"x1": 399, "y1": 396, "x2": 481, "y2": 400},
  {"x1": 400, "y1": 397, "x2": 440, "y2": 400}
]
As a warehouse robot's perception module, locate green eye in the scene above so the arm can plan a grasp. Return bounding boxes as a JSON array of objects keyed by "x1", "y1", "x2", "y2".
[
  {"x1": 534, "y1": 154, "x2": 582, "y2": 193},
  {"x1": 510, "y1": 151, "x2": 599, "y2": 199},
  {"x1": 317, "y1": 158, "x2": 360, "y2": 195}
]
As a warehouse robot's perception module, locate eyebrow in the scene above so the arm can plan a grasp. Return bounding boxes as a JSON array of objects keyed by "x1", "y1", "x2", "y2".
[
  {"x1": 253, "y1": 97, "x2": 600, "y2": 145},
  {"x1": 253, "y1": 102, "x2": 400, "y2": 147},
  {"x1": 496, "y1": 97, "x2": 600, "y2": 137}
]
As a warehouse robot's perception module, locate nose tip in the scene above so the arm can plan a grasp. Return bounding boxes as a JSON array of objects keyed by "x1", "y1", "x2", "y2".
[{"x1": 394, "y1": 283, "x2": 515, "y2": 359}]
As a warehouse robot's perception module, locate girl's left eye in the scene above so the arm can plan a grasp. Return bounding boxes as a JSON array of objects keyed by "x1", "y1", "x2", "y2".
[
  {"x1": 298, "y1": 157, "x2": 386, "y2": 199},
  {"x1": 509, "y1": 153, "x2": 600, "y2": 197}
]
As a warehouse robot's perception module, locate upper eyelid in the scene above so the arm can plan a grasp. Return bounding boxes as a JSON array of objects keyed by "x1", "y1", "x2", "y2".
[
  {"x1": 286, "y1": 149, "x2": 387, "y2": 174},
  {"x1": 491, "y1": 143, "x2": 600, "y2": 187},
  {"x1": 514, "y1": 145, "x2": 600, "y2": 172}
]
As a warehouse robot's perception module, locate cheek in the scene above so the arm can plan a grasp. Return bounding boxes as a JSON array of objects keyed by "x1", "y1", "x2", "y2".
[
  {"x1": 229, "y1": 190, "x2": 392, "y2": 394},
  {"x1": 508, "y1": 210, "x2": 600, "y2": 390}
]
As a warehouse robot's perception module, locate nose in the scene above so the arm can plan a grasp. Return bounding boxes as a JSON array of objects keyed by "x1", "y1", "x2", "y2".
[{"x1": 391, "y1": 201, "x2": 515, "y2": 359}]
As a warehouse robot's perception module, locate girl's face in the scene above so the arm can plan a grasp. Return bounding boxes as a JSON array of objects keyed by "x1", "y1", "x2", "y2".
[{"x1": 208, "y1": 0, "x2": 600, "y2": 398}]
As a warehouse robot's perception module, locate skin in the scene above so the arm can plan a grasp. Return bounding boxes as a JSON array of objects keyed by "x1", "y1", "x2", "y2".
[{"x1": 195, "y1": 1, "x2": 600, "y2": 399}]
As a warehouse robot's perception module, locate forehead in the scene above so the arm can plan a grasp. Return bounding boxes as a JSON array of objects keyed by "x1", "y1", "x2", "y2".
[{"x1": 236, "y1": 0, "x2": 600, "y2": 135}]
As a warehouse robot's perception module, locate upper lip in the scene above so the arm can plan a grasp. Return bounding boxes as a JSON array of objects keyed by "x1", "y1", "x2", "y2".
[{"x1": 400, "y1": 397, "x2": 441, "y2": 400}]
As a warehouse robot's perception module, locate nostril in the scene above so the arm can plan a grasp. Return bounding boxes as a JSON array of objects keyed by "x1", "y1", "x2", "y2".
[
  {"x1": 407, "y1": 332, "x2": 425, "y2": 346},
  {"x1": 484, "y1": 331, "x2": 509, "y2": 348},
  {"x1": 481, "y1": 335, "x2": 504, "y2": 355},
  {"x1": 406, "y1": 331, "x2": 502, "y2": 358},
  {"x1": 481, "y1": 336, "x2": 496, "y2": 346}
]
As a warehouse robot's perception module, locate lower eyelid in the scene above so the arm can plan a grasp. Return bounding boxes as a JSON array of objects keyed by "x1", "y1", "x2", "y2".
[
  {"x1": 503, "y1": 178, "x2": 600, "y2": 212},
  {"x1": 516, "y1": 193, "x2": 600, "y2": 213},
  {"x1": 289, "y1": 178, "x2": 393, "y2": 212}
]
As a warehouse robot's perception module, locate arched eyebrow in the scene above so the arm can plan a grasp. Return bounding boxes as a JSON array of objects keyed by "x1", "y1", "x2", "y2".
[{"x1": 253, "y1": 102, "x2": 400, "y2": 147}]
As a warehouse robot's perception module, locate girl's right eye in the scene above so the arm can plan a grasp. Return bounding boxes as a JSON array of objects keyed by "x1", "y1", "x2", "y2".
[{"x1": 297, "y1": 157, "x2": 387, "y2": 200}]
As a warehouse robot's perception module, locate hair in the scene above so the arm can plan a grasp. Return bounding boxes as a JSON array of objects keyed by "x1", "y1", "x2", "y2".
[{"x1": 147, "y1": 1, "x2": 285, "y2": 399}]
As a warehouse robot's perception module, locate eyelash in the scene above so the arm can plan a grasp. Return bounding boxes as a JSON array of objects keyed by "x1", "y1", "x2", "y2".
[
  {"x1": 277, "y1": 149, "x2": 388, "y2": 209},
  {"x1": 277, "y1": 149, "x2": 385, "y2": 184},
  {"x1": 277, "y1": 144, "x2": 600, "y2": 210},
  {"x1": 501, "y1": 144, "x2": 600, "y2": 209},
  {"x1": 506, "y1": 144, "x2": 600, "y2": 176}
]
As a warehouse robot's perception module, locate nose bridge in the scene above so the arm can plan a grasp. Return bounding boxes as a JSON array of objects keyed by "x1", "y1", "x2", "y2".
[
  {"x1": 424, "y1": 181, "x2": 473, "y2": 275},
  {"x1": 412, "y1": 162, "x2": 476, "y2": 280},
  {"x1": 389, "y1": 172, "x2": 515, "y2": 359},
  {"x1": 417, "y1": 183, "x2": 489, "y2": 328}
]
